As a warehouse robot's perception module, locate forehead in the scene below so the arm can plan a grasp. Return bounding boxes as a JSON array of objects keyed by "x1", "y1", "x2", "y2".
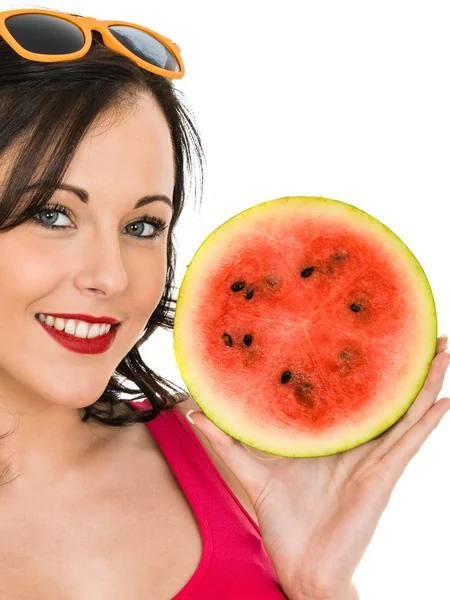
[{"x1": 64, "y1": 93, "x2": 174, "y2": 195}]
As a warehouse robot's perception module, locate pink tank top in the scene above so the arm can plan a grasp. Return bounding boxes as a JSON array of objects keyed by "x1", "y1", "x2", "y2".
[{"x1": 129, "y1": 398, "x2": 288, "y2": 599}]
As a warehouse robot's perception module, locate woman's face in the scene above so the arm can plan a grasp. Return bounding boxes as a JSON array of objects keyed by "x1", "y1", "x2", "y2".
[{"x1": 0, "y1": 93, "x2": 175, "y2": 413}]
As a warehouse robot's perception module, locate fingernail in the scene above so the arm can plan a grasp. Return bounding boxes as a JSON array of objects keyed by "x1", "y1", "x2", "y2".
[
  {"x1": 440, "y1": 334, "x2": 448, "y2": 349},
  {"x1": 186, "y1": 409, "x2": 196, "y2": 425}
]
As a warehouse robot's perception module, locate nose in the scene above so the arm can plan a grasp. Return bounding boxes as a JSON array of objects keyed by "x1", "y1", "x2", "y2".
[{"x1": 73, "y1": 231, "x2": 129, "y2": 297}]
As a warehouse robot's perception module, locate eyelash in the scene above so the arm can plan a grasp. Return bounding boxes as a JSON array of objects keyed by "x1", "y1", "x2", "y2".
[{"x1": 33, "y1": 203, "x2": 168, "y2": 240}]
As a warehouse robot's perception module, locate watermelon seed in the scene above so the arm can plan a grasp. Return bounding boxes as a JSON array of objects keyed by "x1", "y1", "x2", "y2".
[
  {"x1": 340, "y1": 351, "x2": 349, "y2": 360},
  {"x1": 301, "y1": 267, "x2": 315, "y2": 278},
  {"x1": 266, "y1": 278, "x2": 277, "y2": 286},
  {"x1": 281, "y1": 371, "x2": 292, "y2": 384},
  {"x1": 334, "y1": 253, "x2": 347, "y2": 261},
  {"x1": 350, "y1": 303, "x2": 364, "y2": 312},
  {"x1": 243, "y1": 335, "x2": 253, "y2": 346},
  {"x1": 231, "y1": 281, "x2": 245, "y2": 292},
  {"x1": 244, "y1": 289, "x2": 254, "y2": 300},
  {"x1": 223, "y1": 334, "x2": 233, "y2": 347}
]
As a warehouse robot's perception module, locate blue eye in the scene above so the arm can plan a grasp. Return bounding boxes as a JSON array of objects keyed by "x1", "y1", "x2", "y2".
[{"x1": 33, "y1": 203, "x2": 168, "y2": 240}]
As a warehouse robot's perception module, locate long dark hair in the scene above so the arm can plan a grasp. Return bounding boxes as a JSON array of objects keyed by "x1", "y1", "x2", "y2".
[{"x1": 0, "y1": 12, "x2": 204, "y2": 429}]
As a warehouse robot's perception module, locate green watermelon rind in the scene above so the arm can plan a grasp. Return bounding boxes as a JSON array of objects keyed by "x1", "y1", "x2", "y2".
[{"x1": 173, "y1": 196, "x2": 438, "y2": 457}]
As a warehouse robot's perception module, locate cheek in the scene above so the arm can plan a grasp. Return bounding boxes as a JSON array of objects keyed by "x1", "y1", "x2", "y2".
[
  {"x1": 0, "y1": 236, "x2": 57, "y2": 308},
  {"x1": 129, "y1": 245, "x2": 169, "y2": 314}
]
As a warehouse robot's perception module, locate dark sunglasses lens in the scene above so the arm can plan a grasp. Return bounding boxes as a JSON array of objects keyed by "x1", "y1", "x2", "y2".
[
  {"x1": 108, "y1": 25, "x2": 180, "y2": 72},
  {"x1": 5, "y1": 14, "x2": 84, "y2": 55}
]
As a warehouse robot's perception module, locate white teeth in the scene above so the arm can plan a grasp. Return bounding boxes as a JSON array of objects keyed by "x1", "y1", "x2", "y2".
[
  {"x1": 73, "y1": 321, "x2": 89, "y2": 338},
  {"x1": 54, "y1": 318, "x2": 65, "y2": 331},
  {"x1": 37, "y1": 314, "x2": 113, "y2": 339},
  {"x1": 64, "y1": 319, "x2": 76, "y2": 335},
  {"x1": 86, "y1": 323, "x2": 100, "y2": 339}
]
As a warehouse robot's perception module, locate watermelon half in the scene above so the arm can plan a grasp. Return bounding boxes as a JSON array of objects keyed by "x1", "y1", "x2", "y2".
[{"x1": 173, "y1": 196, "x2": 437, "y2": 457}]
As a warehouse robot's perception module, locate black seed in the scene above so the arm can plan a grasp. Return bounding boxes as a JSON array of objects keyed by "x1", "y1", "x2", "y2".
[
  {"x1": 244, "y1": 289, "x2": 254, "y2": 300},
  {"x1": 340, "y1": 351, "x2": 349, "y2": 360},
  {"x1": 243, "y1": 334, "x2": 252, "y2": 347},
  {"x1": 231, "y1": 281, "x2": 245, "y2": 292},
  {"x1": 281, "y1": 371, "x2": 292, "y2": 384},
  {"x1": 223, "y1": 334, "x2": 233, "y2": 347},
  {"x1": 301, "y1": 266, "x2": 315, "y2": 278},
  {"x1": 350, "y1": 303, "x2": 364, "y2": 312}
]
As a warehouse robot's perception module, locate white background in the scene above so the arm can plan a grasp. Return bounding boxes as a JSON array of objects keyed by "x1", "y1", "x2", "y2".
[{"x1": 2, "y1": 0, "x2": 450, "y2": 598}]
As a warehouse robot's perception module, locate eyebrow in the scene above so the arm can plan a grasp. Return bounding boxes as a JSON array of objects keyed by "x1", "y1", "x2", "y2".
[{"x1": 24, "y1": 182, "x2": 173, "y2": 211}]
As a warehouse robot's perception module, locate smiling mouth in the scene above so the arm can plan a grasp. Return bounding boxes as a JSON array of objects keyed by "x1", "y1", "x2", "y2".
[{"x1": 35, "y1": 315, "x2": 120, "y2": 355}]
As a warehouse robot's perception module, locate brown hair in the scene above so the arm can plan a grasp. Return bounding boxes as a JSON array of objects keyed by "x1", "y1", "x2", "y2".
[{"x1": 0, "y1": 10, "x2": 204, "y2": 436}]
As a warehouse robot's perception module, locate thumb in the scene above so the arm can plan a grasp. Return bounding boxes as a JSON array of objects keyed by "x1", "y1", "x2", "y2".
[{"x1": 185, "y1": 409, "x2": 271, "y2": 504}]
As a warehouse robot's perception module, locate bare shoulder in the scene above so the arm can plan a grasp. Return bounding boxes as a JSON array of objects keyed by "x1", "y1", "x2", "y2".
[{"x1": 176, "y1": 394, "x2": 259, "y2": 526}]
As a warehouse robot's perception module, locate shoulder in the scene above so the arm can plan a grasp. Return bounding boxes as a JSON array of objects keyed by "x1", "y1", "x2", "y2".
[{"x1": 175, "y1": 394, "x2": 259, "y2": 526}]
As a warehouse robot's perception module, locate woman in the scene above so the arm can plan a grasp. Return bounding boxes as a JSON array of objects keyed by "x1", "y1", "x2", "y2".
[{"x1": 0, "y1": 7, "x2": 448, "y2": 600}]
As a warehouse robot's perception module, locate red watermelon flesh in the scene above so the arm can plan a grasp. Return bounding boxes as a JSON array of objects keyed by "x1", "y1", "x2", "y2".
[{"x1": 174, "y1": 197, "x2": 436, "y2": 457}]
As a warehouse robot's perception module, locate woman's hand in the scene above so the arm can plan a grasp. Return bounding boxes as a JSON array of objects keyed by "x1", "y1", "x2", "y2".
[{"x1": 187, "y1": 336, "x2": 450, "y2": 600}]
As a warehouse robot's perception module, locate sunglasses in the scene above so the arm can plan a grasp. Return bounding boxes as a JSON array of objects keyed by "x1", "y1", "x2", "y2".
[{"x1": 0, "y1": 8, "x2": 184, "y2": 79}]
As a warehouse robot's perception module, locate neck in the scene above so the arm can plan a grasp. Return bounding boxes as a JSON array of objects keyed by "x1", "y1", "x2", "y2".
[{"x1": 0, "y1": 399, "x2": 115, "y2": 489}]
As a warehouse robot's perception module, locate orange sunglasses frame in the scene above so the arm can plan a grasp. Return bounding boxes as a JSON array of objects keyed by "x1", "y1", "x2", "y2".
[{"x1": 0, "y1": 8, "x2": 185, "y2": 79}]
